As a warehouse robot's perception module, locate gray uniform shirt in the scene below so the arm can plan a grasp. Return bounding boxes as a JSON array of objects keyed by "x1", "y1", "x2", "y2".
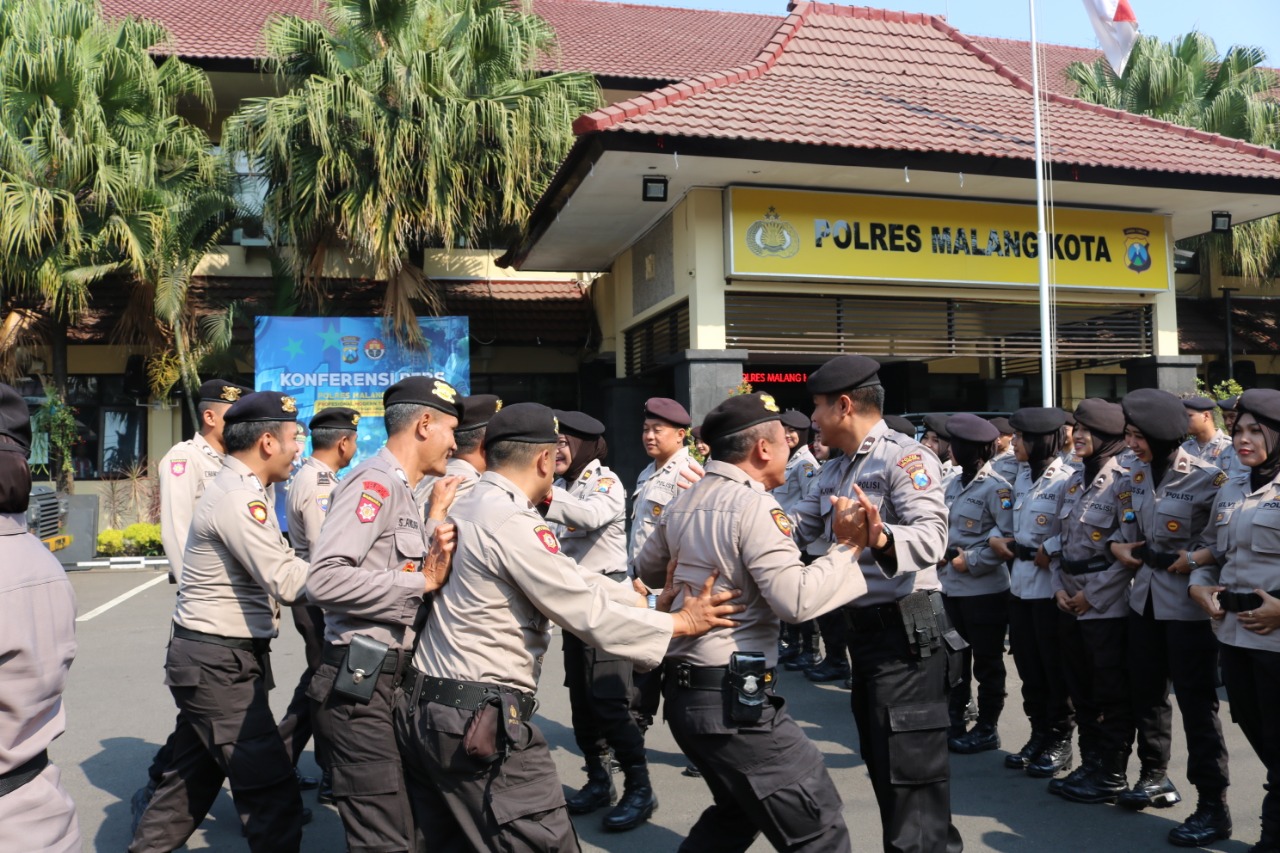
[
  {"x1": 413, "y1": 471, "x2": 672, "y2": 694},
  {"x1": 286, "y1": 456, "x2": 339, "y2": 562},
  {"x1": 1127, "y1": 448, "x2": 1224, "y2": 621},
  {"x1": 174, "y1": 456, "x2": 309, "y2": 638},
  {"x1": 159, "y1": 433, "x2": 223, "y2": 583},
  {"x1": 307, "y1": 447, "x2": 430, "y2": 649},
  {"x1": 991, "y1": 449, "x2": 1021, "y2": 486},
  {"x1": 1009, "y1": 457, "x2": 1072, "y2": 600},
  {"x1": 1191, "y1": 469, "x2": 1280, "y2": 652},
  {"x1": 634, "y1": 461, "x2": 866, "y2": 668},
  {"x1": 772, "y1": 445, "x2": 821, "y2": 517},
  {"x1": 940, "y1": 462, "x2": 1013, "y2": 597},
  {"x1": 629, "y1": 446, "x2": 692, "y2": 563},
  {"x1": 1047, "y1": 457, "x2": 1136, "y2": 620},
  {"x1": 545, "y1": 459, "x2": 627, "y2": 575},
  {"x1": 792, "y1": 419, "x2": 949, "y2": 606},
  {"x1": 1183, "y1": 431, "x2": 1245, "y2": 481},
  {"x1": 414, "y1": 456, "x2": 482, "y2": 519}
]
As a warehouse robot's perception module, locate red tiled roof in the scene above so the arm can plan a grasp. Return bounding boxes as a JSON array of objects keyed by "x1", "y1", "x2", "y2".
[
  {"x1": 969, "y1": 36, "x2": 1100, "y2": 96},
  {"x1": 574, "y1": 3, "x2": 1280, "y2": 180},
  {"x1": 100, "y1": 0, "x2": 321, "y2": 61}
]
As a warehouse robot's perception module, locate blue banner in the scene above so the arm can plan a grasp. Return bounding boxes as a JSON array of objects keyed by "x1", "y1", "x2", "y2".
[{"x1": 254, "y1": 316, "x2": 470, "y2": 467}]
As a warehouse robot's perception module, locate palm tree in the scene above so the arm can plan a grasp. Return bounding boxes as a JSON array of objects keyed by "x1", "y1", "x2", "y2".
[
  {"x1": 1068, "y1": 32, "x2": 1280, "y2": 284},
  {"x1": 222, "y1": 0, "x2": 601, "y2": 341}
]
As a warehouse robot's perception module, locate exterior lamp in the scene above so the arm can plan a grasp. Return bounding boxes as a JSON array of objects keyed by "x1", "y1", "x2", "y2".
[
  {"x1": 1211, "y1": 211, "x2": 1232, "y2": 233},
  {"x1": 642, "y1": 176, "x2": 668, "y2": 202}
]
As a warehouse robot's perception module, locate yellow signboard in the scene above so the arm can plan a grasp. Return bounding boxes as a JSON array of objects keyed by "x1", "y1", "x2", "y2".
[{"x1": 727, "y1": 187, "x2": 1169, "y2": 291}]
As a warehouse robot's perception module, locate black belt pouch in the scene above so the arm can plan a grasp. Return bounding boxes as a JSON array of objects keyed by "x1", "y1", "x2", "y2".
[
  {"x1": 332, "y1": 634, "x2": 389, "y2": 704},
  {"x1": 724, "y1": 652, "x2": 769, "y2": 724}
]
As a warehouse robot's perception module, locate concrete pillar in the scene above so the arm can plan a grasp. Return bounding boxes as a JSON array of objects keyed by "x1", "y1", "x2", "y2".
[
  {"x1": 674, "y1": 349, "x2": 748, "y2": 426},
  {"x1": 1124, "y1": 355, "x2": 1201, "y2": 395}
]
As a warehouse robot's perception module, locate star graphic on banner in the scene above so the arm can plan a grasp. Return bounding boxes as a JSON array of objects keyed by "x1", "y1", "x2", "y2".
[
  {"x1": 317, "y1": 324, "x2": 343, "y2": 352},
  {"x1": 283, "y1": 338, "x2": 304, "y2": 359}
]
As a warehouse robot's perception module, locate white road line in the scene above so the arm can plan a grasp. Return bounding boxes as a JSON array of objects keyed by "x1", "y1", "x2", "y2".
[{"x1": 76, "y1": 574, "x2": 168, "y2": 622}]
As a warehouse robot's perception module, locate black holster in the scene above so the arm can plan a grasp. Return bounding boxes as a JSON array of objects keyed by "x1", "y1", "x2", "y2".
[{"x1": 332, "y1": 634, "x2": 389, "y2": 704}]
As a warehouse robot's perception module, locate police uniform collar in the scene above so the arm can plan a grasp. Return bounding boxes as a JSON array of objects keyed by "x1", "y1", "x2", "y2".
[
  {"x1": 855, "y1": 419, "x2": 891, "y2": 456},
  {"x1": 193, "y1": 432, "x2": 223, "y2": 460},
  {"x1": 306, "y1": 455, "x2": 336, "y2": 475},
  {"x1": 659, "y1": 446, "x2": 690, "y2": 471},
  {"x1": 0, "y1": 512, "x2": 26, "y2": 536},
  {"x1": 479, "y1": 469, "x2": 537, "y2": 510},
  {"x1": 375, "y1": 446, "x2": 410, "y2": 484},
  {"x1": 223, "y1": 454, "x2": 265, "y2": 491},
  {"x1": 449, "y1": 456, "x2": 479, "y2": 478},
  {"x1": 1173, "y1": 448, "x2": 1193, "y2": 473},
  {"x1": 705, "y1": 459, "x2": 766, "y2": 492}
]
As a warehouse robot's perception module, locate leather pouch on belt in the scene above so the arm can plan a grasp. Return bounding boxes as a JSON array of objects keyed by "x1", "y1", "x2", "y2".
[
  {"x1": 463, "y1": 696, "x2": 505, "y2": 764},
  {"x1": 333, "y1": 633, "x2": 389, "y2": 705}
]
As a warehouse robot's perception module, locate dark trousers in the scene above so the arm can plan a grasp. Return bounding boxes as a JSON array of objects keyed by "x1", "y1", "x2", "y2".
[
  {"x1": 1058, "y1": 613, "x2": 1133, "y2": 756},
  {"x1": 1220, "y1": 643, "x2": 1280, "y2": 839},
  {"x1": 1127, "y1": 601, "x2": 1228, "y2": 788},
  {"x1": 664, "y1": 683, "x2": 850, "y2": 853},
  {"x1": 1008, "y1": 596, "x2": 1074, "y2": 735},
  {"x1": 279, "y1": 604, "x2": 330, "y2": 770},
  {"x1": 310, "y1": 659, "x2": 416, "y2": 853},
  {"x1": 394, "y1": 691, "x2": 579, "y2": 853},
  {"x1": 630, "y1": 663, "x2": 664, "y2": 732},
  {"x1": 943, "y1": 592, "x2": 1009, "y2": 727},
  {"x1": 846, "y1": 611, "x2": 963, "y2": 853},
  {"x1": 563, "y1": 631, "x2": 646, "y2": 767},
  {"x1": 129, "y1": 637, "x2": 303, "y2": 853},
  {"x1": 816, "y1": 610, "x2": 849, "y2": 665}
]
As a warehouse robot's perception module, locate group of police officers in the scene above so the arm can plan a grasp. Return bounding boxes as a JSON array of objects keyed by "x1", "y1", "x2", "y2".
[{"x1": 3, "y1": 350, "x2": 1280, "y2": 853}]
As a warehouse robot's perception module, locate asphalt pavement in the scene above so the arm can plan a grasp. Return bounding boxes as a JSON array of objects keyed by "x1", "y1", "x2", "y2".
[{"x1": 58, "y1": 569, "x2": 1267, "y2": 852}]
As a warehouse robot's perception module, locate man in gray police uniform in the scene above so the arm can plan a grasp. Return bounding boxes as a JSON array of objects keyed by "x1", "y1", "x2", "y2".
[{"x1": 415, "y1": 393, "x2": 502, "y2": 520}]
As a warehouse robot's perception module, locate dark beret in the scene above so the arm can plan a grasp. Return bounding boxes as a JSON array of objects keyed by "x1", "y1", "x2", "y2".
[
  {"x1": 484, "y1": 402, "x2": 559, "y2": 446},
  {"x1": 922, "y1": 413, "x2": 951, "y2": 439},
  {"x1": 1010, "y1": 407, "x2": 1067, "y2": 436},
  {"x1": 1121, "y1": 389, "x2": 1188, "y2": 442},
  {"x1": 554, "y1": 409, "x2": 605, "y2": 439},
  {"x1": 1236, "y1": 389, "x2": 1280, "y2": 428},
  {"x1": 309, "y1": 407, "x2": 360, "y2": 432},
  {"x1": 701, "y1": 393, "x2": 783, "y2": 445},
  {"x1": 806, "y1": 354, "x2": 881, "y2": 395},
  {"x1": 883, "y1": 415, "x2": 916, "y2": 437},
  {"x1": 1219, "y1": 395, "x2": 1239, "y2": 411},
  {"x1": 946, "y1": 413, "x2": 999, "y2": 444},
  {"x1": 988, "y1": 417, "x2": 1014, "y2": 435},
  {"x1": 224, "y1": 391, "x2": 301, "y2": 424},
  {"x1": 780, "y1": 408, "x2": 811, "y2": 431},
  {"x1": 1181, "y1": 396, "x2": 1217, "y2": 412},
  {"x1": 458, "y1": 395, "x2": 502, "y2": 431},
  {"x1": 643, "y1": 397, "x2": 691, "y2": 428},
  {"x1": 691, "y1": 425, "x2": 702, "y2": 440},
  {"x1": 1074, "y1": 398, "x2": 1125, "y2": 437},
  {"x1": 1060, "y1": 408, "x2": 1077, "y2": 426},
  {"x1": 198, "y1": 379, "x2": 252, "y2": 404},
  {"x1": 0, "y1": 382, "x2": 32, "y2": 454},
  {"x1": 383, "y1": 376, "x2": 461, "y2": 419}
]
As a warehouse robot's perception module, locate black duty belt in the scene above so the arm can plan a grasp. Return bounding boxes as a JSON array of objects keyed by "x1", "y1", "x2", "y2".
[
  {"x1": 1060, "y1": 557, "x2": 1111, "y2": 576},
  {"x1": 0, "y1": 750, "x2": 48, "y2": 798},
  {"x1": 1220, "y1": 589, "x2": 1280, "y2": 613},
  {"x1": 672, "y1": 662, "x2": 777, "y2": 692},
  {"x1": 173, "y1": 624, "x2": 270, "y2": 654},
  {"x1": 1139, "y1": 548, "x2": 1182, "y2": 571},
  {"x1": 842, "y1": 594, "x2": 924, "y2": 633},
  {"x1": 406, "y1": 670, "x2": 536, "y2": 720},
  {"x1": 1015, "y1": 543, "x2": 1039, "y2": 561},
  {"x1": 321, "y1": 643, "x2": 404, "y2": 678},
  {"x1": 604, "y1": 571, "x2": 630, "y2": 582}
]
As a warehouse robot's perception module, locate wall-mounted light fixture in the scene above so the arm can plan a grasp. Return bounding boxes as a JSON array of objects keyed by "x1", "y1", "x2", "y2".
[
  {"x1": 1211, "y1": 211, "x2": 1232, "y2": 233},
  {"x1": 642, "y1": 175, "x2": 668, "y2": 202}
]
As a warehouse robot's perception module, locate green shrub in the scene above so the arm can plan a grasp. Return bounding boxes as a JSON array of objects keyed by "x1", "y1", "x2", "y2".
[
  {"x1": 123, "y1": 522, "x2": 163, "y2": 556},
  {"x1": 96, "y1": 528, "x2": 126, "y2": 557}
]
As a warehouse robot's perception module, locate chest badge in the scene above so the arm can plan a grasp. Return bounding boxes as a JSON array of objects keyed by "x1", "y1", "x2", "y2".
[
  {"x1": 651, "y1": 504, "x2": 663, "y2": 518},
  {"x1": 534, "y1": 524, "x2": 561, "y2": 554},
  {"x1": 1134, "y1": 472, "x2": 1145, "y2": 484},
  {"x1": 1035, "y1": 514, "x2": 1048, "y2": 525},
  {"x1": 1166, "y1": 520, "x2": 1181, "y2": 532},
  {"x1": 1090, "y1": 530, "x2": 1103, "y2": 541}
]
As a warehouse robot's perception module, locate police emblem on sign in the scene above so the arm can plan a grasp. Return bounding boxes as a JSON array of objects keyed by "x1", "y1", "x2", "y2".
[
  {"x1": 1124, "y1": 227, "x2": 1152, "y2": 273},
  {"x1": 341, "y1": 335, "x2": 361, "y2": 364},
  {"x1": 745, "y1": 207, "x2": 800, "y2": 259}
]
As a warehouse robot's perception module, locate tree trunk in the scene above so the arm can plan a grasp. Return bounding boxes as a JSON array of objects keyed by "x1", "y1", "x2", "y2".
[{"x1": 50, "y1": 320, "x2": 73, "y2": 494}]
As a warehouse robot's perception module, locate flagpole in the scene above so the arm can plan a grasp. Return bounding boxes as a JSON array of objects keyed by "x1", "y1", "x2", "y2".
[{"x1": 1028, "y1": 0, "x2": 1055, "y2": 407}]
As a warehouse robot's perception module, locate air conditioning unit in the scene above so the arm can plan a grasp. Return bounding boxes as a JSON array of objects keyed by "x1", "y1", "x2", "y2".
[{"x1": 231, "y1": 227, "x2": 271, "y2": 247}]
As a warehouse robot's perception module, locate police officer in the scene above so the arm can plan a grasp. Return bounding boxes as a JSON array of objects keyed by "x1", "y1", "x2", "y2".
[
  {"x1": 791, "y1": 355, "x2": 961, "y2": 853},
  {"x1": 545, "y1": 410, "x2": 652, "y2": 830},
  {"x1": 281, "y1": 406, "x2": 360, "y2": 803},
  {"x1": 1184, "y1": 395, "x2": 1246, "y2": 480},
  {"x1": 1044, "y1": 399, "x2": 1137, "y2": 805},
  {"x1": 884, "y1": 414, "x2": 917, "y2": 439},
  {"x1": 305, "y1": 377, "x2": 460, "y2": 853},
  {"x1": 921, "y1": 413, "x2": 956, "y2": 481},
  {"x1": 990, "y1": 417, "x2": 1020, "y2": 484},
  {"x1": 414, "y1": 393, "x2": 502, "y2": 519},
  {"x1": 939, "y1": 414, "x2": 1014, "y2": 755},
  {"x1": 0, "y1": 384, "x2": 81, "y2": 853},
  {"x1": 634, "y1": 392, "x2": 868, "y2": 852},
  {"x1": 1219, "y1": 395, "x2": 1240, "y2": 434},
  {"x1": 1111, "y1": 389, "x2": 1231, "y2": 845},
  {"x1": 987, "y1": 408, "x2": 1076, "y2": 776},
  {"x1": 394, "y1": 402, "x2": 743, "y2": 851},
  {"x1": 129, "y1": 391, "x2": 311, "y2": 853},
  {"x1": 1191, "y1": 388, "x2": 1280, "y2": 853}
]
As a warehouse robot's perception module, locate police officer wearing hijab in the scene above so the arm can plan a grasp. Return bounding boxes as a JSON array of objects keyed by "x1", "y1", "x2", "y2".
[{"x1": 922, "y1": 413, "x2": 957, "y2": 486}]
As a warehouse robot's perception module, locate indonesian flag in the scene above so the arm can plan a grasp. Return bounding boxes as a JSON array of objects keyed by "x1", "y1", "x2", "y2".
[{"x1": 1082, "y1": 0, "x2": 1140, "y2": 75}]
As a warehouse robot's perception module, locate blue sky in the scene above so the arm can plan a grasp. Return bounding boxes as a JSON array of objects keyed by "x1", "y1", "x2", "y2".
[{"x1": 604, "y1": 1, "x2": 1280, "y2": 64}]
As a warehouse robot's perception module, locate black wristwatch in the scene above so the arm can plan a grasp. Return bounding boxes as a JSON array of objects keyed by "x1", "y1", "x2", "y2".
[{"x1": 873, "y1": 524, "x2": 894, "y2": 553}]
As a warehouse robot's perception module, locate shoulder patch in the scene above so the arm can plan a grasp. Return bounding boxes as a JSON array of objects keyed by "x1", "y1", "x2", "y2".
[
  {"x1": 356, "y1": 492, "x2": 383, "y2": 523},
  {"x1": 534, "y1": 524, "x2": 560, "y2": 554},
  {"x1": 169, "y1": 459, "x2": 188, "y2": 477},
  {"x1": 1213, "y1": 472, "x2": 1228, "y2": 487},
  {"x1": 803, "y1": 463, "x2": 815, "y2": 478},
  {"x1": 247, "y1": 500, "x2": 269, "y2": 525},
  {"x1": 770, "y1": 508, "x2": 794, "y2": 537},
  {"x1": 362, "y1": 479, "x2": 391, "y2": 499},
  {"x1": 896, "y1": 452, "x2": 923, "y2": 469},
  {"x1": 596, "y1": 477, "x2": 616, "y2": 493},
  {"x1": 316, "y1": 494, "x2": 330, "y2": 513},
  {"x1": 998, "y1": 488, "x2": 1012, "y2": 510}
]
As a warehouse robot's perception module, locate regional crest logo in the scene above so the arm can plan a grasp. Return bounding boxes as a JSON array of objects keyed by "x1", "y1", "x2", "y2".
[
  {"x1": 1124, "y1": 227, "x2": 1152, "y2": 273},
  {"x1": 364, "y1": 338, "x2": 386, "y2": 361},
  {"x1": 745, "y1": 207, "x2": 800, "y2": 259},
  {"x1": 341, "y1": 335, "x2": 361, "y2": 364}
]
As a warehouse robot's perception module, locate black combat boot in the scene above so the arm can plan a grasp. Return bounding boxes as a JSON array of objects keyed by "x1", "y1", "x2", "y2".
[
  {"x1": 804, "y1": 656, "x2": 851, "y2": 683},
  {"x1": 951, "y1": 722, "x2": 1000, "y2": 754},
  {"x1": 784, "y1": 635, "x2": 821, "y2": 672},
  {"x1": 1048, "y1": 751, "x2": 1096, "y2": 796},
  {"x1": 1028, "y1": 733, "x2": 1075, "y2": 779},
  {"x1": 567, "y1": 753, "x2": 616, "y2": 815},
  {"x1": 1168, "y1": 789, "x2": 1232, "y2": 847},
  {"x1": 602, "y1": 763, "x2": 657, "y2": 831},
  {"x1": 1005, "y1": 728, "x2": 1049, "y2": 770},
  {"x1": 317, "y1": 769, "x2": 334, "y2": 805},
  {"x1": 1117, "y1": 766, "x2": 1181, "y2": 811},
  {"x1": 1061, "y1": 751, "x2": 1129, "y2": 805}
]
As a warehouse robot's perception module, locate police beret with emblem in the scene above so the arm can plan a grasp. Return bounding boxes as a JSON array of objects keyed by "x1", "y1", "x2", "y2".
[
  {"x1": 457, "y1": 395, "x2": 501, "y2": 431},
  {"x1": 988, "y1": 417, "x2": 1014, "y2": 436},
  {"x1": 806, "y1": 354, "x2": 881, "y2": 395},
  {"x1": 554, "y1": 410, "x2": 605, "y2": 439},
  {"x1": 223, "y1": 391, "x2": 300, "y2": 424},
  {"x1": 780, "y1": 408, "x2": 811, "y2": 431},
  {"x1": 643, "y1": 397, "x2": 691, "y2": 428},
  {"x1": 1122, "y1": 389, "x2": 1188, "y2": 442},
  {"x1": 1074, "y1": 398, "x2": 1125, "y2": 437},
  {"x1": 922, "y1": 413, "x2": 952, "y2": 439},
  {"x1": 1181, "y1": 396, "x2": 1217, "y2": 412},
  {"x1": 382, "y1": 376, "x2": 461, "y2": 419},
  {"x1": 0, "y1": 382, "x2": 31, "y2": 453},
  {"x1": 309, "y1": 406, "x2": 360, "y2": 432},
  {"x1": 1236, "y1": 389, "x2": 1280, "y2": 428},
  {"x1": 946, "y1": 413, "x2": 999, "y2": 444},
  {"x1": 1219, "y1": 395, "x2": 1239, "y2": 411},
  {"x1": 701, "y1": 393, "x2": 783, "y2": 445},
  {"x1": 883, "y1": 415, "x2": 916, "y2": 437},
  {"x1": 198, "y1": 379, "x2": 252, "y2": 404},
  {"x1": 484, "y1": 402, "x2": 559, "y2": 446},
  {"x1": 1010, "y1": 407, "x2": 1067, "y2": 436}
]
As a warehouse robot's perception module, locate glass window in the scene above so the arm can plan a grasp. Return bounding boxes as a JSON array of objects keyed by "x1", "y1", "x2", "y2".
[{"x1": 20, "y1": 375, "x2": 149, "y2": 480}]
